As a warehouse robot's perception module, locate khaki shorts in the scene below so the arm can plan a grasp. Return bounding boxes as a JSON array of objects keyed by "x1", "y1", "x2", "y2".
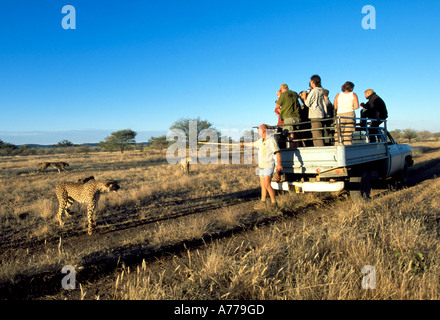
[{"x1": 282, "y1": 117, "x2": 301, "y2": 133}]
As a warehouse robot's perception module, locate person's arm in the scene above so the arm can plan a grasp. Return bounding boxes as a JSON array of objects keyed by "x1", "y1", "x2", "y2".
[
  {"x1": 375, "y1": 110, "x2": 380, "y2": 119},
  {"x1": 299, "y1": 91, "x2": 307, "y2": 103},
  {"x1": 276, "y1": 151, "x2": 283, "y2": 172},
  {"x1": 375, "y1": 98, "x2": 386, "y2": 120},
  {"x1": 272, "y1": 137, "x2": 283, "y2": 172},
  {"x1": 276, "y1": 93, "x2": 284, "y2": 110},
  {"x1": 353, "y1": 93, "x2": 360, "y2": 110},
  {"x1": 333, "y1": 93, "x2": 339, "y2": 111},
  {"x1": 240, "y1": 141, "x2": 255, "y2": 147},
  {"x1": 304, "y1": 89, "x2": 316, "y2": 107}
]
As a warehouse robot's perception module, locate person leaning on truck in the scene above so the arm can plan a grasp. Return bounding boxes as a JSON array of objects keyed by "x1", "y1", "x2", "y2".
[
  {"x1": 362, "y1": 89, "x2": 388, "y2": 143},
  {"x1": 333, "y1": 81, "x2": 360, "y2": 145},
  {"x1": 276, "y1": 83, "x2": 302, "y2": 147}
]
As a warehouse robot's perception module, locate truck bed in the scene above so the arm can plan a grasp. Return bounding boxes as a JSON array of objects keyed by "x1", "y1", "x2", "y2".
[{"x1": 279, "y1": 142, "x2": 388, "y2": 174}]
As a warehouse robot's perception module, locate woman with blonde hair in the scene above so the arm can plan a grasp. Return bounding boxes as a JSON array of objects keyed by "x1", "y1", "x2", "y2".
[{"x1": 333, "y1": 81, "x2": 359, "y2": 145}]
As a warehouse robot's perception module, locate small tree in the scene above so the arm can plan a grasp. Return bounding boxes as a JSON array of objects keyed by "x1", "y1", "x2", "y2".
[
  {"x1": 389, "y1": 129, "x2": 402, "y2": 141},
  {"x1": 402, "y1": 129, "x2": 418, "y2": 143},
  {"x1": 100, "y1": 129, "x2": 137, "y2": 153},
  {"x1": 147, "y1": 135, "x2": 170, "y2": 151},
  {"x1": 57, "y1": 139, "x2": 74, "y2": 147},
  {"x1": 169, "y1": 117, "x2": 219, "y2": 140},
  {"x1": 417, "y1": 130, "x2": 432, "y2": 141},
  {"x1": 0, "y1": 139, "x2": 18, "y2": 156}
]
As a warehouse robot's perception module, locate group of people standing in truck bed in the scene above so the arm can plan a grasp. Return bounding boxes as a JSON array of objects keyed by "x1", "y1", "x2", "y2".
[{"x1": 274, "y1": 75, "x2": 388, "y2": 147}]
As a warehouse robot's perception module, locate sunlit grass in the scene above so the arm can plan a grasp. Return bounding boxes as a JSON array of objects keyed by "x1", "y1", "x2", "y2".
[{"x1": 115, "y1": 177, "x2": 440, "y2": 300}]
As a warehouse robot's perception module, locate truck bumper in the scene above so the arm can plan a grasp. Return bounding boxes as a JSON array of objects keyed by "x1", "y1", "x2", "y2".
[{"x1": 271, "y1": 181, "x2": 345, "y2": 193}]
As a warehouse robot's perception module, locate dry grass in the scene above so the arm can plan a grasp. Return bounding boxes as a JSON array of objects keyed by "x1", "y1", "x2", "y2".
[
  {"x1": 1, "y1": 144, "x2": 440, "y2": 300},
  {"x1": 0, "y1": 149, "x2": 260, "y2": 287},
  {"x1": 114, "y1": 177, "x2": 440, "y2": 300},
  {"x1": 0, "y1": 149, "x2": 258, "y2": 234}
]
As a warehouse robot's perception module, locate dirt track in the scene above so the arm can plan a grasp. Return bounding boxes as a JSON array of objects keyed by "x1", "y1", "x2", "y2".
[{"x1": 1, "y1": 146, "x2": 440, "y2": 300}]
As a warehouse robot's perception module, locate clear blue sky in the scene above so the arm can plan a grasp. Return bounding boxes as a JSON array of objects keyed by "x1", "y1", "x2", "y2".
[{"x1": 1, "y1": 0, "x2": 439, "y2": 144}]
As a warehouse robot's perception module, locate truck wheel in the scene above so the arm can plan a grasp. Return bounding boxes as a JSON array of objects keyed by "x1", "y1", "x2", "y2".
[
  {"x1": 394, "y1": 162, "x2": 409, "y2": 189},
  {"x1": 349, "y1": 171, "x2": 371, "y2": 202}
]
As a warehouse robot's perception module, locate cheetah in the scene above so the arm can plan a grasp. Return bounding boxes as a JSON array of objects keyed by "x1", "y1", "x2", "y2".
[
  {"x1": 36, "y1": 162, "x2": 70, "y2": 174},
  {"x1": 180, "y1": 156, "x2": 192, "y2": 175},
  {"x1": 55, "y1": 179, "x2": 120, "y2": 235}
]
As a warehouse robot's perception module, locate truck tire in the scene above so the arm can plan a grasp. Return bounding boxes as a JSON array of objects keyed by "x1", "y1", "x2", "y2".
[
  {"x1": 349, "y1": 171, "x2": 371, "y2": 202},
  {"x1": 393, "y1": 161, "x2": 409, "y2": 189}
]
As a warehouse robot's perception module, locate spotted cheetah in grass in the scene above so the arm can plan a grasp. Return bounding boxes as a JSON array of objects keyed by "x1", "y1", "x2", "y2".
[
  {"x1": 56, "y1": 179, "x2": 120, "y2": 235},
  {"x1": 36, "y1": 162, "x2": 70, "y2": 174}
]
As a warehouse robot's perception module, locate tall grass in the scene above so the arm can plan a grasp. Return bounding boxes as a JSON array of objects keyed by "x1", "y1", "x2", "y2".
[
  {"x1": 114, "y1": 177, "x2": 440, "y2": 300},
  {"x1": 0, "y1": 149, "x2": 260, "y2": 288}
]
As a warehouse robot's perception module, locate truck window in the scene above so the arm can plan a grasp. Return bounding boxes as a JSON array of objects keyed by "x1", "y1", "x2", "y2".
[{"x1": 387, "y1": 132, "x2": 396, "y2": 145}]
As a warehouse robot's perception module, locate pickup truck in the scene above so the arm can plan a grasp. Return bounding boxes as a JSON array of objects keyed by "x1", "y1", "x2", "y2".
[{"x1": 270, "y1": 117, "x2": 413, "y2": 201}]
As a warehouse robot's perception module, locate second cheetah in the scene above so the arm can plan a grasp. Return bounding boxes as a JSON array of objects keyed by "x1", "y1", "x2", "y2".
[{"x1": 36, "y1": 162, "x2": 70, "y2": 174}]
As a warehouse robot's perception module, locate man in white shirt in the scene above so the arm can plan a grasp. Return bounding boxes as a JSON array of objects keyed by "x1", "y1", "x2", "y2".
[{"x1": 251, "y1": 124, "x2": 283, "y2": 209}]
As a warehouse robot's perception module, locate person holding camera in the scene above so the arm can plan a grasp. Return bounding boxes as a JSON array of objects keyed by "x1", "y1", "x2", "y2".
[{"x1": 299, "y1": 75, "x2": 326, "y2": 147}]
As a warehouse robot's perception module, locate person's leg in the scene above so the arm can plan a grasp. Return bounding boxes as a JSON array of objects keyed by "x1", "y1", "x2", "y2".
[
  {"x1": 262, "y1": 176, "x2": 276, "y2": 202},
  {"x1": 260, "y1": 176, "x2": 268, "y2": 200},
  {"x1": 254, "y1": 173, "x2": 268, "y2": 210},
  {"x1": 255, "y1": 167, "x2": 276, "y2": 209},
  {"x1": 342, "y1": 118, "x2": 355, "y2": 145},
  {"x1": 369, "y1": 120, "x2": 382, "y2": 143},
  {"x1": 311, "y1": 119, "x2": 324, "y2": 146},
  {"x1": 284, "y1": 117, "x2": 301, "y2": 148}
]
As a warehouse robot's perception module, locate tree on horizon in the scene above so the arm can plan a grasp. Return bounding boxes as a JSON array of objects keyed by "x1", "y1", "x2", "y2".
[{"x1": 99, "y1": 129, "x2": 137, "y2": 153}]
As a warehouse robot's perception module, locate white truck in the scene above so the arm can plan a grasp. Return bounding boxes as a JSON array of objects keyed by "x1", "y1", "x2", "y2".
[{"x1": 270, "y1": 117, "x2": 413, "y2": 201}]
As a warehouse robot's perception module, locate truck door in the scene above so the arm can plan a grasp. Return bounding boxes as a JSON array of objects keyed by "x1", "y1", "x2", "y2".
[{"x1": 386, "y1": 132, "x2": 402, "y2": 177}]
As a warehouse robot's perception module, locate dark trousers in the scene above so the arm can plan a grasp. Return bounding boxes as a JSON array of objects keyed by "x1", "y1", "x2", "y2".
[{"x1": 369, "y1": 120, "x2": 383, "y2": 142}]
